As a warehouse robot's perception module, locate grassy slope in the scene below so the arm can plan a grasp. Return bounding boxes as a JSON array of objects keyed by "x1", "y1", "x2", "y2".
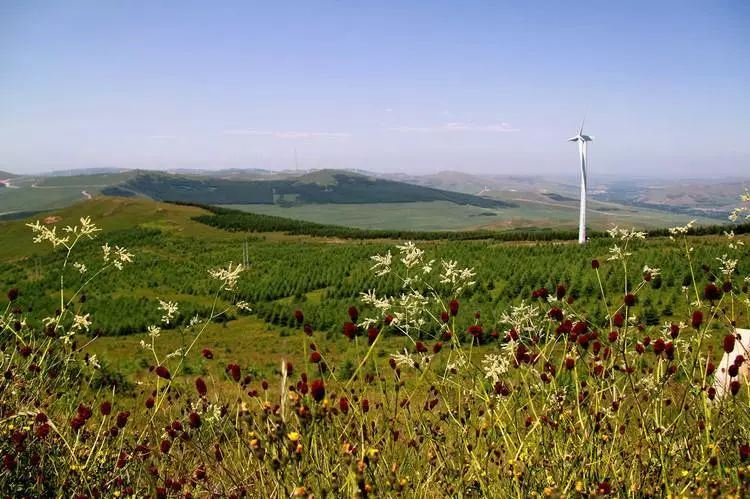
[{"x1": 0, "y1": 197, "x2": 233, "y2": 261}]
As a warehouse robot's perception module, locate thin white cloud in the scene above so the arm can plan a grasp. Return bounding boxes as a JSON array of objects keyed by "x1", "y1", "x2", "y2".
[
  {"x1": 222, "y1": 129, "x2": 351, "y2": 139},
  {"x1": 389, "y1": 122, "x2": 520, "y2": 133},
  {"x1": 148, "y1": 134, "x2": 178, "y2": 139}
]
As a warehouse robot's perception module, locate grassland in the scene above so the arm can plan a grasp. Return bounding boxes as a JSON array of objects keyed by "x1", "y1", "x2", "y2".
[{"x1": 226, "y1": 198, "x2": 719, "y2": 232}]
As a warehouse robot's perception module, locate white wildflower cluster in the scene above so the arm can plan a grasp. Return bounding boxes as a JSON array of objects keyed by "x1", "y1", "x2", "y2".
[
  {"x1": 235, "y1": 300, "x2": 252, "y2": 312},
  {"x1": 481, "y1": 353, "x2": 510, "y2": 385},
  {"x1": 165, "y1": 348, "x2": 184, "y2": 360},
  {"x1": 716, "y1": 254, "x2": 738, "y2": 278},
  {"x1": 396, "y1": 241, "x2": 425, "y2": 270},
  {"x1": 148, "y1": 325, "x2": 161, "y2": 339},
  {"x1": 369, "y1": 250, "x2": 392, "y2": 277},
  {"x1": 102, "y1": 243, "x2": 134, "y2": 270},
  {"x1": 158, "y1": 299, "x2": 179, "y2": 325},
  {"x1": 27, "y1": 216, "x2": 101, "y2": 249},
  {"x1": 439, "y1": 259, "x2": 476, "y2": 295},
  {"x1": 446, "y1": 355, "x2": 468, "y2": 373},
  {"x1": 607, "y1": 226, "x2": 647, "y2": 241},
  {"x1": 73, "y1": 262, "x2": 87, "y2": 274},
  {"x1": 189, "y1": 315, "x2": 202, "y2": 327},
  {"x1": 668, "y1": 220, "x2": 696, "y2": 237},
  {"x1": 87, "y1": 354, "x2": 101, "y2": 369},
  {"x1": 208, "y1": 262, "x2": 245, "y2": 291},
  {"x1": 71, "y1": 313, "x2": 92, "y2": 332},
  {"x1": 728, "y1": 190, "x2": 750, "y2": 223},
  {"x1": 607, "y1": 244, "x2": 632, "y2": 261},
  {"x1": 360, "y1": 289, "x2": 392, "y2": 312},
  {"x1": 724, "y1": 231, "x2": 744, "y2": 250},
  {"x1": 390, "y1": 290, "x2": 430, "y2": 334},
  {"x1": 642, "y1": 265, "x2": 661, "y2": 278},
  {"x1": 500, "y1": 300, "x2": 541, "y2": 337},
  {"x1": 391, "y1": 348, "x2": 430, "y2": 369}
]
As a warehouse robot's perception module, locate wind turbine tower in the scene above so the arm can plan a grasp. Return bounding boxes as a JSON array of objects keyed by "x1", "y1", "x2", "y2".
[{"x1": 568, "y1": 121, "x2": 594, "y2": 244}]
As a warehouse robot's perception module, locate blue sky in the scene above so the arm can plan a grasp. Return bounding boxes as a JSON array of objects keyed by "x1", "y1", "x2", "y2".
[{"x1": 1, "y1": 1, "x2": 748, "y2": 177}]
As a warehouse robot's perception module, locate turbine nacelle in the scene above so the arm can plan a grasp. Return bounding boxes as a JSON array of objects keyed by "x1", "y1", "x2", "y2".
[{"x1": 568, "y1": 119, "x2": 594, "y2": 142}]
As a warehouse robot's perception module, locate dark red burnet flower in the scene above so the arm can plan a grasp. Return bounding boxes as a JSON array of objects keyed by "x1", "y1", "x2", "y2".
[
  {"x1": 310, "y1": 351, "x2": 322, "y2": 363},
  {"x1": 339, "y1": 397, "x2": 349, "y2": 414},
  {"x1": 474, "y1": 311, "x2": 481, "y2": 319},
  {"x1": 548, "y1": 307, "x2": 564, "y2": 322},
  {"x1": 195, "y1": 377, "x2": 208, "y2": 397},
  {"x1": 7, "y1": 288, "x2": 19, "y2": 302},
  {"x1": 704, "y1": 283, "x2": 722, "y2": 301},
  {"x1": 623, "y1": 293, "x2": 637, "y2": 307},
  {"x1": 415, "y1": 341, "x2": 428, "y2": 353},
  {"x1": 564, "y1": 357, "x2": 575, "y2": 370},
  {"x1": 294, "y1": 309, "x2": 304, "y2": 324},
  {"x1": 188, "y1": 412, "x2": 201, "y2": 429},
  {"x1": 145, "y1": 397, "x2": 155, "y2": 409},
  {"x1": 303, "y1": 323, "x2": 313, "y2": 336},
  {"x1": 691, "y1": 310, "x2": 703, "y2": 329},
  {"x1": 367, "y1": 327, "x2": 379, "y2": 345},
  {"x1": 591, "y1": 259, "x2": 600, "y2": 270},
  {"x1": 35, "y1": 423, "x2": 50, "y2": 439},
  {"x1": 433, "y1": 341, "x2": 443, "y2": 353},
  {"x1": 731, "y1": 380, "x2": 741, "y2": 396},
  {"x1": 608, "y1": 331, "x2": 618, "y2": 343},
  {"x1": 724, "y1": 334, "x2": 736, "y2": 354},
  {"x1": 343, "y1": 322, "x2": 357, "y2": 340},
  {"x1": 226, "y1": 363, "x2": 241, "y2": 382},
  {"x1": 384, "y1": 314, "x2": 394, "y2": 326},
  {"x1": 555, "y1": 284, "x2": 567, "y2": 300},
  {"x1": 613, "y1": 313, "x2": 624, "y2": 328},
  {"x1": 155, "y1": 365, "x2": 171, "y2": 380},
  {"x1": 160, "y1": 440, "x2": 171, "y2": 454},
  {"x1": 201, "y1": 348, "x2": 214, "y2": 359},
  {"x1": 99, "y1": 401, "x2": 112, "y2": 416},
  {"x1": 670, "y1": 323, "x2": 680, "y2": 339},
  {"x1": 706, "y1": 362, "x2": 716, "y2": 376},
  {"x1": 116, "y1": 411, "x2": 130, "y2": 428},
  {"x1": 653, "y1": 338, "x2": 665, "y2": 355},
  {"x1": 739, "y1": 444, "x2": 750, "y2": 462},
  {"x1": 467, "y1": 324, "x2": 483, "y2": 339},
  {"x1": 361, "y1": 399, "x2": 370, "y2": 412},
  {"x1": 531, "y1": 287, "x2": 549, "y2": 300},
  {"x1": 449, "y1": 299, "x2": 459, "y2": 317},
  {"x1": 310, "y1": 379, "x2": 325, "y2": 402},
  {"x1": 347, "y1": 306, "x2": 359, "y2": 323},
  {"x1": 723, "y1": 281, "x2": 733, "y2": 293}
]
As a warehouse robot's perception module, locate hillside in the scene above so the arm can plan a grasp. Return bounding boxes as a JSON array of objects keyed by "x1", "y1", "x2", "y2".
[{"x1": 114, "y1": 171, "x2": 516, "y2": 208}]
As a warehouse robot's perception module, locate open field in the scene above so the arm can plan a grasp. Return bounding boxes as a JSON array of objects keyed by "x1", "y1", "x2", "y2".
[
  {"x1": 226, "y1": 198, "x2": 719, "y2": 232},
  {"x1": 2, "y1": 196, "x2": 750, "y2": 496}
]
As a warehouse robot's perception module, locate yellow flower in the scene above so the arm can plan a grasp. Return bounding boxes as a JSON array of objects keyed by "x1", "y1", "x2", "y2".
[{"x1": 288, "y1": 432, "x2": 301, "y2": 442}]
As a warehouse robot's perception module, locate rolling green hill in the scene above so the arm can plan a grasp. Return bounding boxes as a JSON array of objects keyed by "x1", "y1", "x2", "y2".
[{"x1": 114, "y1": 171, "x2": 516, "y2": 208}]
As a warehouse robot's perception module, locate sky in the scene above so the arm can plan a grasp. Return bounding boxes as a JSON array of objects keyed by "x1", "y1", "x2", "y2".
[{"x1": 1, "y1": 1, "x2": 748, "y2": 177}]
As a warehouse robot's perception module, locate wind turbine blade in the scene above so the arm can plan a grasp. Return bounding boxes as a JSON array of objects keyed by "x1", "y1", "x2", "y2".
[
  {"x1": 579, "y1": 117, "x2": 585, "y2": 135},
  {"x1": 568, "y1": 136, "x2": 580, "y2": 142}
]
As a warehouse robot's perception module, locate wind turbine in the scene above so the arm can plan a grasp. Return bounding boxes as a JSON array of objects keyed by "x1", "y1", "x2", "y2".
[{"x1": 568, "y1": 120, "x2": 594, "y2": 244}]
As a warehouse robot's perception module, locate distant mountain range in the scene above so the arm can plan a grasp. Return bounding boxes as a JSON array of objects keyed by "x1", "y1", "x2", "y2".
[{"x1": 1, "y1": 167, "x2": 747, "y2": 227}]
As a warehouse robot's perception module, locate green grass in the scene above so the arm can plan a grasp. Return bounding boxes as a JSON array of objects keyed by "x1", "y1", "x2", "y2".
[{"x1": 225, "y1": 199, "x2": 719, "y2": 232}]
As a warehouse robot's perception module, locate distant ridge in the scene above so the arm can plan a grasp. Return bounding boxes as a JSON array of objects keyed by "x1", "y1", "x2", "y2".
[{"x1": 111, "y1": 170, "x2": 517, "y2": 209}]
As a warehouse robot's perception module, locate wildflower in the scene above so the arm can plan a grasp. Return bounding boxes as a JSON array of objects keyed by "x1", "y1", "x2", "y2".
[
  {"x1": 343, "y1": 322, "x2": 357, "y2": 339},
  {"x1": 348, "y1": 306, "x2": 359, "y2": 322},
  {"x1": 288, "y1": 432, "x2": 301, "y2": 442},
  {"x1": 691, "y1": 311, "x2": 703, "y2": 329},
  {"x1": 339, "y1": 397, "x2": 349, "y2": 414},
  {"x1": 384, "y1": 314, "x2": 394, "y2": 325},
  {"x1": 415, "y1": 341, "x2": 428, "y2": 353},
  {"x1": 361, "y1": 399, "x2": 370, "y2": 412},
  {"x1": 367, "y1": 327, "x2": 379, "y2": 345},
  {"x1": 35, "y1": 423, "x2": 50, "y2": 439},
  {"x1": 740, "y1": 444, "x2": 750, "y2": 462},
  {"x1": 294, "y1": 309, "x2": 304, "y2": 324},
  {"x1": 160, "y1": 440, "x2": 171, "y2": 454},
  {"x1": 196, "y1": 377, "x2": 208, "y2": 397},
  {"x1": 724, "y1": 334, "x2": 736, "y2": 354},
  {"x1": 310, "y1": 351, "x2": 322, "y2": 363},
  {"x1": 624, "y1": 294, "x2": 636, "y2": 307},
  {"x1": 116, "y1": 411, "x2": 130, "y2": 428},
  {"x1": 482, "y1": 354, "x2": 510, "y2": 384},
  {"x1": 468, "y1": 324, "x2": 483, "y2": 339},
  {"x1": 100, "y1": 401, "x2": 112, "y2": 416},
  {"x1": 591, "y1": 259, "x2": 600, "y2": 269},
  {"x1": 608, "y1": 331, "x2": 618, "y2": 343},
  {"x1": 227, "y1": 363, "x2": 241, "y2": 382},
  {"x1": 188, "y1": 412, "x2": 201, "y2": 429},
  {"x1": 653, "y1": 338, "x2": 665, "y2": 355},
  {"x1": 158, "y1": 300, "x2": 179, "y2": 325},
  {"x1": 450, "y1": 299, "x2": 459, "y2": 316},
  {"x1": 532, "y1": 287, "x2": 549, "y2": 300},
  {"x1": 556, "y1": 284, "x2": 566, "y2": 299},
  {"x1": 303, "y1": 323, "x2": 313, "y2": 336},
  {"x1": 208, "y1": 262, "x2": 244, "y2": 291},
  {"x1": 310, "y1": 379, "x2": 325, "y2": 402},
  {"x1": 155, "y1": 366, "x2": 171, "y2": 380},
  {"x1": 72, "y1": 313, "x2": 92, "y2": 332},
  {"x1": 707, "y1": 362, "x2": 716, "y2": 376},
  {"x1": 201, "y1": 348, "x2": 214, "y2": 359},
  {"x1": 564, "y1": 357, "x2": 575, "y2": 370},
  {"x1": 731, "y1": 380, "x2": 741, "y2": 396},
  {"x1": 370, "y1": 250, "x2": 392, "y2": 276},
  {"x1": 548, "y1": 307, "x2": 564, "y2": 321},
  {"x1": 145, "y1": 397, "x2": 155, "y2": 409},
  {"x1": 704, "y1": 283, "x2": 722, "y2": 301},
  {"x1": 433, "y1": 341, "x2": 443, "y2": 353},
  {"x1": 7, "y1": 288, "x2": 19, "y2": 302}
]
